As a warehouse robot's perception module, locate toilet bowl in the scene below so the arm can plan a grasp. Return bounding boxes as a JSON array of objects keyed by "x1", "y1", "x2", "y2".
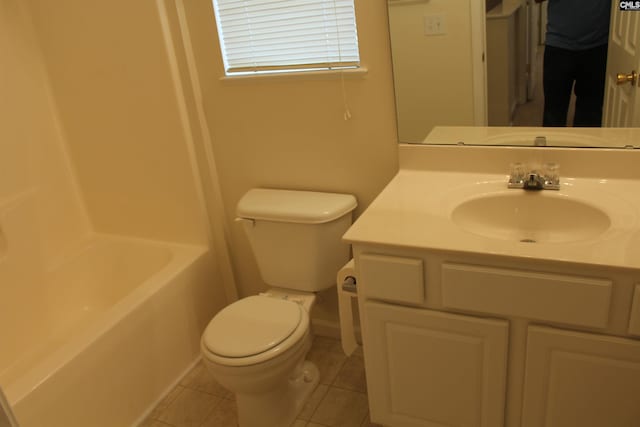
[
  {"x1": 201, "y1": 292, "x2": 318, "y2": 427},
  {"x1": 200, "y1": 188, "x2": 357, "y2": 427}
]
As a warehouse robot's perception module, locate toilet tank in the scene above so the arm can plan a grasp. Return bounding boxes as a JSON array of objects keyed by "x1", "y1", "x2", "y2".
[{"x1": 236, "y1": 189, "x2": 357, "y2": 292}]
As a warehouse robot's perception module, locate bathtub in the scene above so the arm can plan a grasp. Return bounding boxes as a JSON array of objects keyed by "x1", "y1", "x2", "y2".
[{"x1": 0, "y1": 232, "x2": 223, "y2": 427}]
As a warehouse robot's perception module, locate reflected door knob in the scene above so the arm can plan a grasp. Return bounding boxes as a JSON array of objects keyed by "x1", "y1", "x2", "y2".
[{"x1": 616, "y1": 70, "x2": 637, "y2": 85}]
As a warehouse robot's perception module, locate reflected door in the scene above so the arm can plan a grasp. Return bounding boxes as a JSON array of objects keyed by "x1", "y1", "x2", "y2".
[
  {"x1": 388, "y1": 0, "x2": 487, "y2": 143},
  {"x1": 603, "y1": 3, "x2": 640, "y2": 126}
]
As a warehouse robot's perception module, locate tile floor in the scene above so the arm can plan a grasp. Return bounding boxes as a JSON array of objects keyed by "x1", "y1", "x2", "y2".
[{"x1": 140, "y1": 336, "x2": 381, "y2": 427}]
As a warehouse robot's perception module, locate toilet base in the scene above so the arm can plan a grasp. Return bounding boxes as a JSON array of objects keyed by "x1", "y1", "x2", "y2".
[{"x1": 236, "y1": 360, "x2": 320, "y2": 427}]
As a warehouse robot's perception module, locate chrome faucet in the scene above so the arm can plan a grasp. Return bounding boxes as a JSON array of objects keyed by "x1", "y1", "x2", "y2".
[
  {"x1": 508, "y1": 162, "x2": 560, "y2": 190},
  {"x1": 524, "y1": 172, "x2": 546, "y2": 190}
]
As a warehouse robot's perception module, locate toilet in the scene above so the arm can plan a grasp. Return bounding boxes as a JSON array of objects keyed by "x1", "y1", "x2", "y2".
[{"x1": 200, "y1": 188, "x2": 357, "y2": 427}]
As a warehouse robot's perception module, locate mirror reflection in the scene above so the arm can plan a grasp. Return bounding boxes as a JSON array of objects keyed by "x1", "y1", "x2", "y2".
[{"x1": 388, "y1": 0, "x2": 640, "y2": 148}]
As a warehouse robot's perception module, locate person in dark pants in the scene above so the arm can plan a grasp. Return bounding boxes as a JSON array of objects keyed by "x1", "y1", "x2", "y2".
[{"x1": 537, "y1": 0, "x2": 611, "y2": 127}]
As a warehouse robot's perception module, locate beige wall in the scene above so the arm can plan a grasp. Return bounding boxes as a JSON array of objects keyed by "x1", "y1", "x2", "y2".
[
  {"x1": 0, "y1": 0, "x2": 90, "y2": 264},
  {"x1": 7, "y1": 0, "x2": 399, "y2": 333},
  {"x1": 181, "y1": 0, "x2": 400, "y2": 314},
  {"x1": 24, "y1": 0, "x2": 209, "y2": 245}
]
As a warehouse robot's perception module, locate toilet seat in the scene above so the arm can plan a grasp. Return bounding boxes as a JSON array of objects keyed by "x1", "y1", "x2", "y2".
[{"x1": 202, "y1": 295, "x2": 309, "y2": 367}]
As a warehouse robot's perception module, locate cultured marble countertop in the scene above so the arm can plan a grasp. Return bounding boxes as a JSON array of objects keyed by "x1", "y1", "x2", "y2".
[{"x1": 343, "y1": 168, "x2": 640, "y2": 271}]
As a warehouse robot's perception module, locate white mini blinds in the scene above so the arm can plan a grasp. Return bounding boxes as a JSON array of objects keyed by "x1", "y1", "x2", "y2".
[{"x1": 213, "y1": 0, "x2": 360, "y2": 75}]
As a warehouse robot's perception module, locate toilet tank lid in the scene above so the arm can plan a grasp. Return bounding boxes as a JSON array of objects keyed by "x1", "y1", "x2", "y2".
[{"x1": 236, "y1": 189, "x2": 357, "y2": 224}]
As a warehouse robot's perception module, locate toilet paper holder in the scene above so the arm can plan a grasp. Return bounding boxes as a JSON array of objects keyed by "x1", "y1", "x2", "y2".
[
  {"x1": 341, "y1": 276, "x2": 357, "y2": 294},
  {"x1": 337, "y1": 260, "x2": 359, "y2": 356}
]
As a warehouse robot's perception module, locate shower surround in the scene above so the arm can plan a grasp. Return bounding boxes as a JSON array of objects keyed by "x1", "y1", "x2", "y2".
[{"x1": 0, "y1": 1, "x2": 228, "y2": 425}]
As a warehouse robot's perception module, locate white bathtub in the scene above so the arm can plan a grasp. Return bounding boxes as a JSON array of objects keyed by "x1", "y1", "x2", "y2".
[{"x1": 0, "y1": 233, "x2": 222, "y2": 427}]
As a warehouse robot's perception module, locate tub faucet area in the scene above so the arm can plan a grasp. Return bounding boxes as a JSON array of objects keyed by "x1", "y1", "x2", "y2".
[{"x1": 508, "y1": 162, "x2": 560, "y2": 190}]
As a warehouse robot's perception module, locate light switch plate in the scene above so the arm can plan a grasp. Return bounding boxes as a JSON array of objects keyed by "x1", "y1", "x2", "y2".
[{"x1": 424, "y1": 14, "x2": 447, "y2": 36}]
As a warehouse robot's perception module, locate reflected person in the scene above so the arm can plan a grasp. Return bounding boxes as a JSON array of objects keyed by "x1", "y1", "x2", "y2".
[{"x1": 536, "y1": 0, "x2": 611, "y2": 127}]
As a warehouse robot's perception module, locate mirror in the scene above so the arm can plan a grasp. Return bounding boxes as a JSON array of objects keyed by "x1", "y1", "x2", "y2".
[{"x1": 387, "y1": 0, "x2": 640, "y2": 148}]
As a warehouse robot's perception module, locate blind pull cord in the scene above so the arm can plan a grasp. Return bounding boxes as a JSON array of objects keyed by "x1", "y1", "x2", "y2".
[
  {"x1": 341, "y1": 71, "x2": 352, "y2": 121},
  {"x1": 332, "y1": 0, "x2": 352, "y2": 121}
]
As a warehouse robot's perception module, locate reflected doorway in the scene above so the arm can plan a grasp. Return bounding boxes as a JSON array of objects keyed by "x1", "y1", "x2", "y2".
[{"x1": 511, "y1": 45, "x2": 578, "y2": 126}]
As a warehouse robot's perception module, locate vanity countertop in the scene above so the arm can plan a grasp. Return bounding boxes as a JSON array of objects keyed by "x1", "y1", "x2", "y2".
[
  {"x1": 344, "y1": 169, "x2": 640, "y2": 270},
  {"x1": 344, "y1": 137, "x2": 640, "y2": 271}
]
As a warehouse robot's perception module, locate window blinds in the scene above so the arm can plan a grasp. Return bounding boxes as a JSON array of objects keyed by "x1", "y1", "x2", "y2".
[{"x1": 213, "y1": 0, "x2": 360, "y2": 74}]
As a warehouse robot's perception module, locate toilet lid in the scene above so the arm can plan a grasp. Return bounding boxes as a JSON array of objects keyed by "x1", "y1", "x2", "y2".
[{"x1": 202, "y1": 295, "x2": 302, "y2": 358}]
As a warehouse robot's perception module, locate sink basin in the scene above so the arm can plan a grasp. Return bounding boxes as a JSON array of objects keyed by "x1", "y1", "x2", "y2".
[{"x1": 451, "y1": 192, "x2": 611, "y2": 243}]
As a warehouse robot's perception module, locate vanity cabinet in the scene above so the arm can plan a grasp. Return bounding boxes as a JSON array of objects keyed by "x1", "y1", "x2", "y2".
[
  {"x1": 364, "y1": 301, "x2": 508, "y2": 427},
  {"x1": 521, "y1": 326, "x2": 640, "y2": 427},
  {"x1": 353, "y1": 250, "x2": 640, "y2": 427},
  {"x1": 343, "y1": 144, "x2": 640, "y2": 427}
]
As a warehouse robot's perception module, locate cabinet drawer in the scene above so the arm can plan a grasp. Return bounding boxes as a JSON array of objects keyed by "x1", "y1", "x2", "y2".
[
  {"x1": 442, "y1": 263, "x2": 612, "y2": 328},
  {"x1": 629, "y1": 284, "x2": 640, "y2": 336},
  {"x1": 360, "y1": 254, "x2": 424, "y2": 304}
]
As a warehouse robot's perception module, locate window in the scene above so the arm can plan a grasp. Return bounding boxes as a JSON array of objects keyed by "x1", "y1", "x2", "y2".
[{"x1": 212, "y1": 0, "x2": 360, "y2": 75}]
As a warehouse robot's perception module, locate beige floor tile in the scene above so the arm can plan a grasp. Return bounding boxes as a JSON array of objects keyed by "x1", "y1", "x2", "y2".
[
  {"x1": 360, "y1": 414, "x2": 383, "y2": 427},
  {"x1": 307, "y1": 347, "x2": 347, "y2": 385},
  {"x1": 311, "y1": 387, "x2": 369, "y2": 427},
  {"x1": 298, "y1": 384, "x2": 329, "y2": 420},
  {"x1": 199, "y1": 397, "x2": 238, "y2": 427},
  {"x1": 311, "y1": 336, "x2": 344, "y2": 354},
  {"x1": 146, "y1": 337, "x2": 372, "y2": 427},
  {"x1": 333, "y1": 357, "x2": 367, "y2": 393},
  {"x1": 351, "y1": 345, "x2": 364, "y2": 359},
  {"x1": 157, "y1": 387, "x2": 222, "y2": 427},
  {"x1": 147, "y1": 385, "x2": 185, "y2": 420},
  {"x1": 180, "y1": 360, "x2": 233, "y2": 399}
]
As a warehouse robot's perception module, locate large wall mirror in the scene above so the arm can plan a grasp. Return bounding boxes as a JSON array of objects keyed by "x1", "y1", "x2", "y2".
[{"x1": 388, "y1": 0, "x2": 640, "y2": 148}]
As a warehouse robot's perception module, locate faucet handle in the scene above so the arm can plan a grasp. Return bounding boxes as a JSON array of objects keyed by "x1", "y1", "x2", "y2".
[
  {"x1": 508, "y1": 162, "x2": 526, "y2": 188},
  {"x1": 542, "y1": 162, "x2": 560, "y2": 189}
]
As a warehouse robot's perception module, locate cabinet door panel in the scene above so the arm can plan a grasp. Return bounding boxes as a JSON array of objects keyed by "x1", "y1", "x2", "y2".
[
  {"x1": 364, "y1": 302, "x2": 508, "y2": 427},
  {"x1": 522, "y1": 326, "x2": 640, "y2": 427}
]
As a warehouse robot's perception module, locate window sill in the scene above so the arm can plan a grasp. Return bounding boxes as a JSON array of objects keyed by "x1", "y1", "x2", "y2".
[{"x1": 219, "y1": 67, "x2": 368, "y2": 83}]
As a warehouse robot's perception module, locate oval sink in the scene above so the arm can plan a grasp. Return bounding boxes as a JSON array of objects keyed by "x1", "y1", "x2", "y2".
[{"x1": 451, "y1": 192, "x2": 611, "y2": 243}]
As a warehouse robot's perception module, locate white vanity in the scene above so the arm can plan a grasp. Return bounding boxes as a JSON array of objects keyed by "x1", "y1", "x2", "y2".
[{"x1": 344, "y1": 128, "x2": 640, "y2": 427}]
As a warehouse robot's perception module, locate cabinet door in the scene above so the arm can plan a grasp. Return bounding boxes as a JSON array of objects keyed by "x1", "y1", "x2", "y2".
[
  {"x1": 522, "y1": 326, "x2": 640, "y2": 427},
  {"x1": 364, "y1": 301, "x2": 508, "y2": 427}
]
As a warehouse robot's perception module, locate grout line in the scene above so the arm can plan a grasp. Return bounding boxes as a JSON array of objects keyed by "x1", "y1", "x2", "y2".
[
  {"x1": 329, "y1": 383, "x2": 367, "y2": 393},
  {"x1": 195, "y1": 396, "x2": 222, "y2": 427},
  {"x1": 305, "y1": 384, "x2": 330, "y2": 423},
  {"x1": 148, "y1": 338, "x2": 373, "y2": 427}
]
